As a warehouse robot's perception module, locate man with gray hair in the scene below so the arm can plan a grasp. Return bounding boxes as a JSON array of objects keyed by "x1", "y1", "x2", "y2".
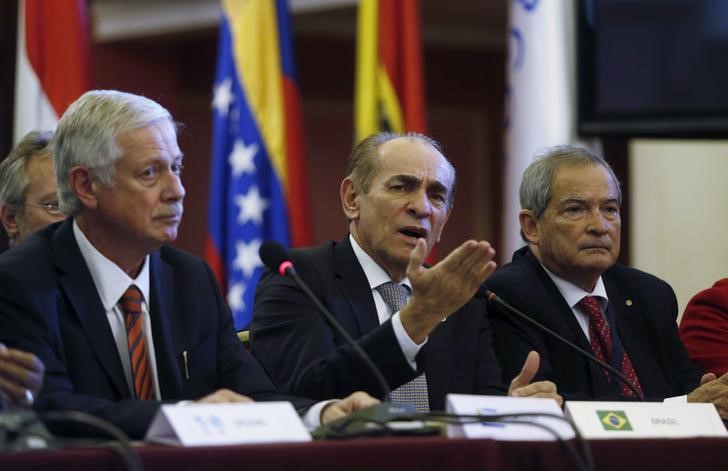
[
  {"x1": 252, "y1": 131, "x2": 562, "y2": 411},
  {"x1": 0, "y1": 131, "x2": 64, "y2": 247},
  {"x1": 0, "y1": 90, "x2": 376, "y2": 439},
  {"x1": 486, "y1": 145, "x2": 728, "y2": 416}
]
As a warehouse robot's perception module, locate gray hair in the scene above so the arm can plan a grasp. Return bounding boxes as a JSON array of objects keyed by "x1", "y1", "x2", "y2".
[
  {"x1": 53, "y1": 90, "x2": 175, "y2": 215},
  {"x1": 0, "y1": 131, "x2": 54, "y2": 207},
  {"x1": 520, "y1": 145, "x2": 621, "y2": 238},
  {"x1": 348, "y1": 131, "x2": 457, "y2": 207}
]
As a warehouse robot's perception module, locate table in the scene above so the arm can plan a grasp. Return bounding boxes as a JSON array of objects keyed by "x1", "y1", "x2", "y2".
[{"x1": 2, "y1": 435, "x2": 728, "y2": 471}]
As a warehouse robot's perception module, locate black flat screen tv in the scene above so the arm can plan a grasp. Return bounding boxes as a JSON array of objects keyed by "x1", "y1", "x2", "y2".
[{"x1": 578, "y1": 0, "x2": 728, "y2": 137}]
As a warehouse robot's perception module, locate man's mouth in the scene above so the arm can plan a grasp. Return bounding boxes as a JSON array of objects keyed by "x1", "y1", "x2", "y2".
[
  {"x1": 580, "y1": 245, "x2": 610, "y2": 251},
  {"x1": 399, "y1": 227, "x2": 427, "y2": 239}
]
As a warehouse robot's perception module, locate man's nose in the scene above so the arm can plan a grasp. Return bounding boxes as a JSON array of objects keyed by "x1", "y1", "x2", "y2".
[
  {"x1": 586, "y1": 209, "x2": 609, "y2": 234},
  {"x1": 406, "y1": 189, "x2": 432, "y2": 218},
  {"x1": 164, "y1": 173, "x2": 186, "y2": 201}
]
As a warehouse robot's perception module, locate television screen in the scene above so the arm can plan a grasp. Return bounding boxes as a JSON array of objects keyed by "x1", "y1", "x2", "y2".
[{"x1": 578, "y1": 0, "x2": 728, "y2": 137}]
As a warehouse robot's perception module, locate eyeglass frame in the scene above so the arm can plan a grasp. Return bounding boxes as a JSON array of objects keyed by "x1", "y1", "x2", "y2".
[{"x1": 19, "y1": 201, "x2": 63, "y2": 217}]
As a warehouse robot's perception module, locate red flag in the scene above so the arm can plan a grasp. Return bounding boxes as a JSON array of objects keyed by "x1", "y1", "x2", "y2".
[
  {"x1": 14, "y1": 0, "x2": 90, "y2": 142},
  {"x1": 355, "y1": 0, "x2": 427, "y2": 141}
]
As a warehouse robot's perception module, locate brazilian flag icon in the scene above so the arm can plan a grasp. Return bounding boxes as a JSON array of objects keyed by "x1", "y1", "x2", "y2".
[{"x1": 597, "y1": 410, "x2": 633, "y2": 431}]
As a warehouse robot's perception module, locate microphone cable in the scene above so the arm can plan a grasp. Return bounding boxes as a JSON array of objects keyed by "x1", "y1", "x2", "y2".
[
  {"x1": 486, "y1": 290, "x2": 644, "y2": 401},
  {"x1": 1, "y1": 409, "x2": 143, "y2": 471}
]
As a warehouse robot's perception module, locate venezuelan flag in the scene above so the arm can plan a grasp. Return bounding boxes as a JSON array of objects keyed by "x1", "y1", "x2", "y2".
[
  {"x1": 355, "y1": 0, "x2": 426, "y2": 143},
  {"x1": 206, "y1": 0, "x2": 312, "y2": 329}
]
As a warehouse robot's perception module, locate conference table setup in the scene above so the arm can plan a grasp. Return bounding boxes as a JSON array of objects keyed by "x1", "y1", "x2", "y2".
[
  {"x1": 2, "y1": 397, "x2": 728, "y2": 471},
  {"x1": 3, "y1": 431, "x2": 728, "y2": 471}
]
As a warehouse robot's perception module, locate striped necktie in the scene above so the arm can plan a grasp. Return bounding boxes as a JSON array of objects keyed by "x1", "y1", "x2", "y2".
[
  {"x1": 578, "y1": 296, "x2": 643, "y2": 398},
  {"x1": 376, "y1": 281, "x2": 430, "y2": 413},
  {"x1": 120, "y1": 285, "x2": 154, "y2": 400}
]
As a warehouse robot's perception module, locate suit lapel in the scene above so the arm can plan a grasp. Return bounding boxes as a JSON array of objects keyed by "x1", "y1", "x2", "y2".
[
  {"x1": 148, "y1": 252, "x2": 184, "y2": 399},
  {"x1": 53, "y1": 220, "x2": 129, "y2": 398},
  {"x1": 523, "y1": 250, "x2": 591, "y2": 349},
  {"x1": 604, "y1": 274, "x2": 661, "y2": 395},
  {"x1": 521, "y1": 249, "x2": 610, "y2": 393},
  {"x1": 332, "y1": 237, "x2": 380, "y2": 335}
]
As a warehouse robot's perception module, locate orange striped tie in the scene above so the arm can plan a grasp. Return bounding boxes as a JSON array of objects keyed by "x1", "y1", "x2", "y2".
[{"x1": 120, "y1": 285, "x2": 154, "y2": 400}]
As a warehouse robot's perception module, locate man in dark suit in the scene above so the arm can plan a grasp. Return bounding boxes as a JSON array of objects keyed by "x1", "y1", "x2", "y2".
[
  {"x1": 0, "y1": 90, "x2": 376, "y2": 439},
  {"x1": 251, "y1": 132, "x2": 561, "y2": 412},
  {"x1": 486, "y1": 145, "x2": 728, "y2": 415}
]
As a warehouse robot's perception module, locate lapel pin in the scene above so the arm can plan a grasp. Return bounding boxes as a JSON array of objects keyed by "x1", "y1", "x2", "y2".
[{"x1": 625, "y1": 299, "x2": 633, "y2": 307}]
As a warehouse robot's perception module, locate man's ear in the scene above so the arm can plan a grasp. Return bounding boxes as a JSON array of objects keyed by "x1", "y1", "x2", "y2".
[
  {"x1": 340, "y1": 177, "x2": 360, "y2": 221},
  {"x1": 0, "y1": 205, "x2": 20, "y2": 241},
  {"x1": 519, "y1": 209, "x2": 540, "y2": 245},
  {"x1": 68, "y1": 166, "x2": 98, "y2": 210}
]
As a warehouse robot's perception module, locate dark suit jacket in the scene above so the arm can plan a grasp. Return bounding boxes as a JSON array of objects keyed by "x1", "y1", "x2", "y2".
[
  {"x1": 485, "y1": 247, "x2": 702, "y2": 401},
  {"x1": 250, "y1": 237, "x2": 506, "y2": 411},
  {"x1": 0, "y1": 219, "x2": 312, "y2": 439}
]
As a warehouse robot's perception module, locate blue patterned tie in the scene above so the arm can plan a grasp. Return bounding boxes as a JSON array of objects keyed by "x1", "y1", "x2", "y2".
[{"x1": 376, "y1": 281, "x2": 430, "y2": 413}]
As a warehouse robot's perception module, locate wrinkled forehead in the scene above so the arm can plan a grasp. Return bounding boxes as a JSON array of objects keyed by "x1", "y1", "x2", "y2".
[
  {"x1": 376, "y1": 138, "x2": 454, "y2": 186},
  {"x1": 551, "y1": 163, "x2": 619, "y2": 200}
]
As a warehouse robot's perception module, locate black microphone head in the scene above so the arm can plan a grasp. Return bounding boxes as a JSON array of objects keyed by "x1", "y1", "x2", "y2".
[{"x1": 259, "y1": 240, "x2": 294, "y2": 275}]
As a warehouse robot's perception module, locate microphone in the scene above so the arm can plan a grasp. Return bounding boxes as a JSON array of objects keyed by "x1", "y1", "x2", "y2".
[
  {"x1": 485, "y1": 289, "x2": 644, "y2": 401},
  {"x1": 258, "y1": 241, "x2": 394, "y2": 403}
]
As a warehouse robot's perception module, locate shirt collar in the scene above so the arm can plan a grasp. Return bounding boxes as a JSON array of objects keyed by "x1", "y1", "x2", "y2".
[
  {"x1": 541, "y1": 263, "x2": 608, "y2": 311},
  {"x1": 73, "y1": 219, "x2": 151, "y2": 311},
  {"x1": 349, "y1": 234, "x2": 411, "y2": 291}
]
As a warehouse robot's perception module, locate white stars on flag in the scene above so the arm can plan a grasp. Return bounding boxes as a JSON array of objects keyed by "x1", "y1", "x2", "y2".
[
  {"x1": 228, "y1": 138, "x2": 258, "y2": 177},
  {"x1": 232, "y1": 239, "x2": 263, "y2": 278},
  {"x1": 226, "y1": 282, "x2": 246, "y2": 312},
  {"x1": 212, "y1": 77, "x2": 234, "y2": 116},
  {"x1": 211, "y1": 71, "x2": 275, "y2": 327},
  {"x1": 234, "y1": 186, "x2": 269, "y2": 225}
]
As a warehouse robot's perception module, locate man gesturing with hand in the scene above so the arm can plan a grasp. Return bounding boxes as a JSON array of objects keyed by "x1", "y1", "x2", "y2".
[{"x1": 251, "y1": 132, "x2": 561, "y2": 411}]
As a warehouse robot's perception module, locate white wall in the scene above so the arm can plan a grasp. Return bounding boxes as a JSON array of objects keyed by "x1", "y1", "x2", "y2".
[{"x1": 629, "y1": 140, "x2": 728, "y2": 320}]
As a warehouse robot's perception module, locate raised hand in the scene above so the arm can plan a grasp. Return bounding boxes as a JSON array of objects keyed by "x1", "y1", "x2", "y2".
[{"x1": 400, "y1": 238, "x2": 497, "y2": 343}]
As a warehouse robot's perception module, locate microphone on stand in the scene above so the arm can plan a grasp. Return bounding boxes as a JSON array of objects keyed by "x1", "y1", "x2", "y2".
[
  {"x1": 258, "y1": 241, "x2": 394, "y2": 402},
  {"x1": 259, "y1": 241, "x2": 432, "y2": 438},
  {"x1": 485, "y1": 289, "x2": 644, "y2": 401}
]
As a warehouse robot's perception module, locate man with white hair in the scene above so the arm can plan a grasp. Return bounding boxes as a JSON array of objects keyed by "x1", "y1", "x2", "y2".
[{"x1": 0, "y1": 90, "x2": 376, "y2": 438}]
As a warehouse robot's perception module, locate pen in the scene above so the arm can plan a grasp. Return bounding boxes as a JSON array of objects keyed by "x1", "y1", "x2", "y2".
[{"x1": 182, "y1": 350, "x2": 189, "y2": 379}]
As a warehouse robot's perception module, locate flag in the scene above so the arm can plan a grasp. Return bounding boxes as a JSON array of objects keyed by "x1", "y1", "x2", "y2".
[
  {"x1": 354, "y1": 0, "x2": 434, "y2": 261},
  {"x1": 206, "y1": 0, "x2": 312, "y2": 329},
  {"x1": 355, "y1": 0, "x2": 426, "y2": 142},
  {"x1": 502, "y1": 0, "x2": 579, "y2": 261},
  {"x1": 14, "y1": 0, "x2": 90, "y2": 143}
]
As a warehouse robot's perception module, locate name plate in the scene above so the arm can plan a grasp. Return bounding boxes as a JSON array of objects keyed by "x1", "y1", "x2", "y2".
[
  {"x1": 145, "y1": 402, "x2": 311, "y2": 446},
  {"x1": 446, "y1": 394, "x2": 574, "y2": 441},
  {"x1": 565, "y1": 401, "x2": 728, "y2": 439}
]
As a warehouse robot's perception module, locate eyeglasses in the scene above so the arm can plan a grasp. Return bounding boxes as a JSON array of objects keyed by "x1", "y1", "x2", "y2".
[{"x1": 22, "y1": 201, "x2": 63, "y2": 217}]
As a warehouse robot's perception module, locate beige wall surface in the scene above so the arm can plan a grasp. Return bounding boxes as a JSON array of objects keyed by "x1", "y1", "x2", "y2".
[{"x1": 630, "y1": 140, "x2": 728, "y2": 321}]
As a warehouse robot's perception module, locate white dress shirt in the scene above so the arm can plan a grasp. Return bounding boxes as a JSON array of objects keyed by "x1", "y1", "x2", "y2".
[
  {"x1": 540, "y1": 264, "x2": 609, "y2": 341},
  {"x1": 74, "y1": 220, "x2": 329, "y2": 427},
  {"x1": 73, "y1": 220, "x2": 161, "y2": 400},
  {"x1": 540, "y1": 262, "x2": 686, "y2": 402},
  {"x1": 349, "y1": 234, "x2": 425, "y2": 370}
]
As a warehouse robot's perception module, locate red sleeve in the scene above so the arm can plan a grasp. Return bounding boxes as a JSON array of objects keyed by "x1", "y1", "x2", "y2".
[{"x1": 680, "y1": 278, "x2": 728, "y2": 377}]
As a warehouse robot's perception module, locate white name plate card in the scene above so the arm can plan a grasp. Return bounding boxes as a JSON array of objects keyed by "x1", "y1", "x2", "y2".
[
  {"x1": 565, "y1": 401, "x2": 728, "y2": 439},
  {"x1": 446, "y1": 394, "x2": 574, "y2": 441},
  {"x1": 145, "y1": 402, "x2": 311, "y2": 446}
]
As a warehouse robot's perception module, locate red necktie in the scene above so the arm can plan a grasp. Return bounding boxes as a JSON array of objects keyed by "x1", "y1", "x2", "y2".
[
  {"x1": 578, "y1": 296, "x2": 643, "y2": 398},
  {"x1": 120, "y1": 285, "x2": 154, "y2": 400}
]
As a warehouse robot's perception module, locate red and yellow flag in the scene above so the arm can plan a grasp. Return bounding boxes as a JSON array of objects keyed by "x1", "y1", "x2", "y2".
[{"x1": 355, "y1": 0, "x2": 426, "y2": 142}]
